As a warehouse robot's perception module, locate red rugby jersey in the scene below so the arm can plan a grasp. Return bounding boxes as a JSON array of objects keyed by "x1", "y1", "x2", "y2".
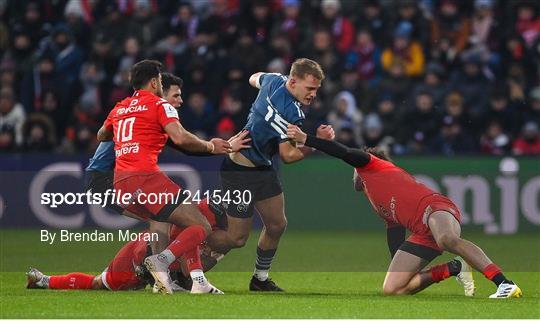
[
  {"x1": 104, "y1": 90, "x2": 179, "y2": 174},
  {"x1": 355, "y1": 155, "x2": 438, "y2": 230}
]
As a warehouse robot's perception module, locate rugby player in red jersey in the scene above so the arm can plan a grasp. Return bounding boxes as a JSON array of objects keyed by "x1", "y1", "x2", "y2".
[
  {"x1": 286, "y1": 124, "x2": 522, "y2": 299},
  {"x1": 86, "y1": 71, "x2": 250, "y2": 255},
  {"x1": 96, "y1": 60, "x2": 231, "y2": 294},
  {"x1": 26, "y1": 201, "x2": 227, "y2": 293}
]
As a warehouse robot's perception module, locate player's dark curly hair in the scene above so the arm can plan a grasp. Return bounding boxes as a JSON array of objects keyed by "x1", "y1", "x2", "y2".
[
  {"x1": 161, "y1": 72, "x2": 183, "y2": 93},
  {"x1": 364, "y1": 147, "x2": 392, "y2": 162},
  {"x1": 129, "y1": 59, "x2": 163, "y2": 90}
]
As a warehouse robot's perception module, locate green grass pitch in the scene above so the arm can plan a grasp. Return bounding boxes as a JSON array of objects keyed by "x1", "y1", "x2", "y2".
[{"x1": 1, "y1": 229, "x2": 539, "y2": 318}]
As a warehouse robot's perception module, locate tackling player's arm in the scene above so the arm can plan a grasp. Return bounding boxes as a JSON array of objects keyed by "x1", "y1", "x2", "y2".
[
  {"x1": 166, "y1": 130, "x2": 251, "y2": 156},
  {"x1": 280, "y1": 123, "x2": 335, "y2": 163},
  {"x1": 287, "y1": 124, "x2": 370, "y2": 167},
  {"x1": 158, "y1": 100, "x2": 232, "y2": 154},
  {"x1": 166, "y1": 138, "x2": 212, "y2": 155},
  {"x1": 164, "y1": 121, "x2": 232, "y2": 154}
]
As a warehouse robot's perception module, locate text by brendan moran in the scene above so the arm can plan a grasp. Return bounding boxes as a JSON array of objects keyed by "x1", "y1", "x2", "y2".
[{"x1": 40, "y1": 229, "x2": 158, "y2": 245}]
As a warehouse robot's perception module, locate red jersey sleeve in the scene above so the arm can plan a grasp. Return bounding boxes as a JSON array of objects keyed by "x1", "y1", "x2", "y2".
[
  {"x1": 356, "y1": 154, "x2": 395, "y2": 173},
  {"x1": 156, "y1": 100, "x2": 179, "y2": 129}
]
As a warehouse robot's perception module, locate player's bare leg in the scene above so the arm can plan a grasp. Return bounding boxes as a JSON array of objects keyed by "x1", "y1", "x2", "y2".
[
  {"x1": 206, "y1": 215, "x2": 253, "y2": 253},
  {"x1": 382, "y1": 250, "x2": 431, "y2": 295},
  {"x1": 382, "y1": 250, "x2": 473, "y2": 296},
  {"x1": 256, "y1": 193, "x2": 287, "y2": 250},
  {"x1": 428, "y1": 211, "x2": 491, "y2": 270},
  {"x1": 166, "y1": 203, "x2": 212, "y2": 233},
  {"x1": 428, "y1": 211, "x2": 522, "y2": 298},
  {"x1": 248, "y1": 193, "x2": 286, "y2": 291},
  {"x1": 382, "y1": 213, "x2": 474, "y2": 296},
  {"x1": 144, "y1": 203, "x2": 218, "y2": 294},
  {"x1": 148, "y1": 220, "x2": 170, "y2": 254}
]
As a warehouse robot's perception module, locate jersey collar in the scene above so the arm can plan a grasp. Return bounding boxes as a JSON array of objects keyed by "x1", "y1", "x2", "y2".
[{"x1": 133, "y1": 89, "x2": 154, "y2": 97}]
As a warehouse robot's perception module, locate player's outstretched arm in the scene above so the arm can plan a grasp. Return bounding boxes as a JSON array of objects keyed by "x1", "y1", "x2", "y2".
[
  {"x1": 296, "y1": 124, "x2": 336, "y2": 157},
  {"x1": 166, "y1": 130, "x2": 251, "y2": 156},
  {"x1": 166, "y1": 138, "x2": 212, "y2": 156},
  {"x1": 164, "y1": 121, "x2": 232, "y2": 154},
  {"x1": 249, "y1": 72, "x2": 265, "y2": 89},
  {"x1": 287, "y1": 124, "x2": 370, "y2": 168}
]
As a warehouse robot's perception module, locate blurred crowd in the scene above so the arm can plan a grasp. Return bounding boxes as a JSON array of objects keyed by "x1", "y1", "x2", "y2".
[{"x1": 0, "y1": 0, "x2": 539, "y2": 156}]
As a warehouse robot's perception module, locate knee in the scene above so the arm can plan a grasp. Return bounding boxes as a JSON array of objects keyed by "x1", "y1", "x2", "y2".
[
  {"x1": 200, "y1": 220, "x2": 212, "y2": 236},
  {"x1": 382, "y1": 274, "x2": 411, "y2": 296},
  {"x1": 382, "y1": 282, "x2": 404, "y2": 296},
  {"x1": 230, "y1": 234, "x2": 249, "y2": 248},
  {"x1": 265, "y1": 217, "x2": 287, "y2": 236},
  {"x1": 435, "y1": 233, "x2": 460, "y2": 251}
]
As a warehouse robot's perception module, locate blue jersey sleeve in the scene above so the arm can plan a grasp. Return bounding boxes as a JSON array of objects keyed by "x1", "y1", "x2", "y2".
[
  {"x1": 86, "y1": 141, "x2": 115, "y2": 172},
  {"x1": 259, "y1": 73, "x2": 286, "y2": 90}
]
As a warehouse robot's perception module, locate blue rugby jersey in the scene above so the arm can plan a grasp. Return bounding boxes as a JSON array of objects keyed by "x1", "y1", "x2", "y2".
[
  {"x1": 86, "y1": 141, "x2": 115, "y2": 172},
  {"x1": 239, "y1": 73, "x2": 305, "y2": 166}
]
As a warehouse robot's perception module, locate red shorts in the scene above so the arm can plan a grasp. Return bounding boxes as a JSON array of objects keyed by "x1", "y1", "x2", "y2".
[
  {"x1": 101, "y1": 239, "x2": 148, "y2": 291},
  {"x1": 114, "y1": 171, "x2": 182, "y2": 221},
  {"x1": 407, "y1": 194, "x2": 462, "y2": 253}
]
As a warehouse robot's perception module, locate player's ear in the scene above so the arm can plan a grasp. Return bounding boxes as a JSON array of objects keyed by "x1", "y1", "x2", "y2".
[
  {"x1": 289, "y1": 76, "x2": 296, "y2": 88},
  {"x1": 151, "y1": 77, "x2": 160, "y2": 90}
]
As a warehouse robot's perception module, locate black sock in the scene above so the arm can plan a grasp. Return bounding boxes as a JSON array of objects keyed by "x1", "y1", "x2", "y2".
[
  {"x1": 254, "y1": 247, "x2": 276, "y2": 273},
  {"x1": 447, "y1": 259, "x2": 462, "y2": 276},
  {"x1": 491, "y1": 273, "x2": 512, "y2": 286}
]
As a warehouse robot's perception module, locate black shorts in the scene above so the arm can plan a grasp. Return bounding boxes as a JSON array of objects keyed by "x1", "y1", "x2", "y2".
[
  {"x1": 399, "y1": 241, "x2": 442, "y2": 262},
  {"x1": 85, "y1": 170, "x2": 124, "y2": 214},
  {"x1": 219, "y1": 157, "x2": 282, "y2": 219}
]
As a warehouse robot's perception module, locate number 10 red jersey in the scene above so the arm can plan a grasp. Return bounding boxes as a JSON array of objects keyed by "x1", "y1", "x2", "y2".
[{"x1": 104, "y1": 90, "x2": 179, "y2": 174}]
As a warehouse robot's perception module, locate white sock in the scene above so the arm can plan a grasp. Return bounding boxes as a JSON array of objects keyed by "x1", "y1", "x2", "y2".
[
  {"x1": 160, "y1": 249, "x2": 176, "y2": 265},
  {"x1": 190, "y1": 269, "x2": 208, "y2": 286},
  {"x1": 253, "y1": 269, "x2": 269, "y2": 281}
]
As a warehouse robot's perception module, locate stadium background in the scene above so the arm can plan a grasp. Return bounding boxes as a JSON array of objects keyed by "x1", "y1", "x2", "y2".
[{"x1": 0, "y1": 0, "x2": 538, "y2": 233}]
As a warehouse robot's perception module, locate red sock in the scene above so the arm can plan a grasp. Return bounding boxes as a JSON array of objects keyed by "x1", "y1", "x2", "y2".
[
  {"x1": 482, "y1": 263, "x2": 502, "y2": 280},
  {"x1": 166, "y1": 225, "x2": 207, "y2": 259},
  {"x1": 182, "y1": 246, "x2": 203, "y2": 272},
  {"x1": 49, "y1": 273, "x2": 95, "y2": 290},
  {"x1": 430, "y1": 264, "x2": 451, "y2": 283}
]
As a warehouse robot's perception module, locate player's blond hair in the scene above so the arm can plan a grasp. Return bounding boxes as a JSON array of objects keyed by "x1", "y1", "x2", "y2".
[{"x1": 290, "y1": 58, "x2": 325, "y2": 81}]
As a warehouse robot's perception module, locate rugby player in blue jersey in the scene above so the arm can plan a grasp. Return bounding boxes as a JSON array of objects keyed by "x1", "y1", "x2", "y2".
[{"x1": 207, "y1": 58, "x2": 335, "y2": 291}]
